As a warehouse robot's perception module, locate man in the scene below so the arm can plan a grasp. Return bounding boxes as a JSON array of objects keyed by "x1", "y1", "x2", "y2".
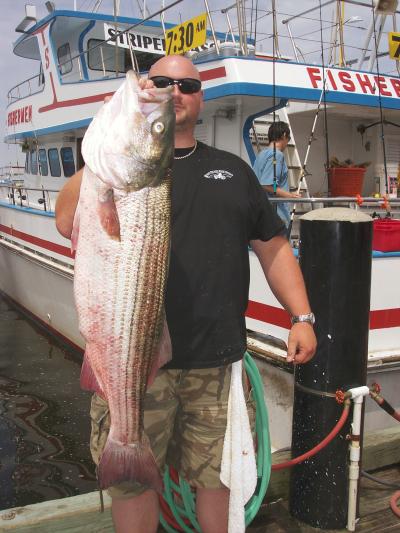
[
  {"x1": 252, "y1": 121, "x2": 301, "y2": 227},
  {"x1": 55, "y1": 55, "x2": 317, "y2": 533}
]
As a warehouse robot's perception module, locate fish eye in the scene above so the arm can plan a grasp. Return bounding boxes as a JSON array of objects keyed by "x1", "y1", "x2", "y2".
[{"x1": 153, "y1": 121, "x2": 165, "y2": 134}]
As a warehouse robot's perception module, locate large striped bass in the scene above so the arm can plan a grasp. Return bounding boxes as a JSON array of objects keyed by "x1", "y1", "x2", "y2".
[{"x1": 72, "y1": 71, "x2": 175, "y2": 492}]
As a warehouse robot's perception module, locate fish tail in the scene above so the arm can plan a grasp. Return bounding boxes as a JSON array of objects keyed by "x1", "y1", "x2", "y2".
[{"x1": 98, "y1": 434, "x2": 162, "y2": 493}]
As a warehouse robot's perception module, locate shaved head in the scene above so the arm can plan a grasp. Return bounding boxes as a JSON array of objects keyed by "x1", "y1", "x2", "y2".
[{"x1": 149, "y1": 55, "x2": 201, "y2": 80}]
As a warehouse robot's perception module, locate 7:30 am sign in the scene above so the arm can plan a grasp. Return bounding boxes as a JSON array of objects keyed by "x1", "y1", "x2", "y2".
[
  {"x1": 165, "y1": 13, "x2": 207, "y2": 55},
  {"x1": 389, "y1": 32, "x2": 400, "y2": 60}
]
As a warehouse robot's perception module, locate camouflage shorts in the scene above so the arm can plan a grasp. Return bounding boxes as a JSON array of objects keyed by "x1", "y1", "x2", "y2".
[{"x1": 89, "y1": 363, "x2": 255, "y2": 499}]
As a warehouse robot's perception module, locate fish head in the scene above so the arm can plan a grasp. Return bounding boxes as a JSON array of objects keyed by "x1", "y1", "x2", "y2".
[{"x1": 82, "y1": 70, "x2": 175, "y2": 191}]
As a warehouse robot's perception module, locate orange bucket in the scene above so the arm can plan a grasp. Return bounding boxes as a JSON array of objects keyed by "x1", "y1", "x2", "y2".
[{"x1": 328, "y1": 167, "x2": 366, "y2": 197}]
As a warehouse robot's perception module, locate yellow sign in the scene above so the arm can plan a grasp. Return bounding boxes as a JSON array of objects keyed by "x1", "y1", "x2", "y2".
[
  {"x1": 389, "y1": 32, "x2": 400, "y2": 60},
  {"x1": 165, "y1": 13, "x2": 207, "y2": 55}
]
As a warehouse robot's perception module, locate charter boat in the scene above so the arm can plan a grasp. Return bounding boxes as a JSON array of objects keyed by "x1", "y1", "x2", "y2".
[{"x1": 1, "y1": 1, "x2": 399, "y2": 449}]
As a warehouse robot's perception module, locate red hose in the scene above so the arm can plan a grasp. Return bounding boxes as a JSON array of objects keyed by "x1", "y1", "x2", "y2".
[
  {"x1": 272, "y1": 402, "x2": 350, "y2": 471},
  {"x1": 390, "y1": 491, "x2": 400, "y2": 518}
]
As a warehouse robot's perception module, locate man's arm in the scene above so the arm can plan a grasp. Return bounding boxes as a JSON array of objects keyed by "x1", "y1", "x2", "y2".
[
  {"x1": 262, "y1": 185, "x2": 300, "y2": 199},
  {"x1": 250, "y1": 235, "x2": 317, "y2": 364},
  {"x1": 55, "y1": 167, "x2": 84, "y2": 239}
]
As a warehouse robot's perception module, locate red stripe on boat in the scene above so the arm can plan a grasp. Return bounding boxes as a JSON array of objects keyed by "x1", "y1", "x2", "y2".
[
  {"x1": 39, "y1": 91, "x2": 115, "y2": 113},
  {"x1": 199, "y1": 66, "x2": 227, "y2": 82},
  {"x1": 246, "y1": 300, "x2": 291, "y2": 329},
  {"x1": 370, "y1": 308, "x2": 400, "y2": 329},
  {"x1": 0, "y1": 224, "x2": 73, "y2": 258},
  {"x1": 246, "y1": 300, "x2": 400, "y2": 330},
  {"x1": 39, "y1": 67, "x2": 226, "y2": 113}
]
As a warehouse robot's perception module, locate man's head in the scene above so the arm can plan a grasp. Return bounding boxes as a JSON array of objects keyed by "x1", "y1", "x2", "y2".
[
  {"x1": 148, "y1": 55, "x2": 203, "y2": 134},
  {"x1": 268, "y1": 121, "x2": 291, "y2": 148}
]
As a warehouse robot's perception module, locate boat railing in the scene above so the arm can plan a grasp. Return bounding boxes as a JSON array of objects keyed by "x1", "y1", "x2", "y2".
[
  {"x1": 0, "y1": 184, "x2": 59, "y2": 212},
  {"x1": 269, "y1": 197, "x2": 400, "y2": 207},
  {"x1": 7, "y1": 73, "x2": 44, "y2": 105},
  {"x1": 0, "y1": 165, "x2": 25, "y2": 177}
]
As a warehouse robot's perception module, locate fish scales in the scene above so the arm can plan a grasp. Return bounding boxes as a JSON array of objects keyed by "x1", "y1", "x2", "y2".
[{"x1": 72, "y1": 71, "x2": 174, "y2": 492}]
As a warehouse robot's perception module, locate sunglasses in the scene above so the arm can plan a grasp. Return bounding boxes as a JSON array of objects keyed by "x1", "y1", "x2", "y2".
[{"x1": 149, "y1": 76, "x2": 202, "y2": 94}]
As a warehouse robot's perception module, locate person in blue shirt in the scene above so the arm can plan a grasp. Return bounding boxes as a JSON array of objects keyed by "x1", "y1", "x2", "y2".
[{"x1": 253, "y1": 121, "x2": 301, "y2": 227}]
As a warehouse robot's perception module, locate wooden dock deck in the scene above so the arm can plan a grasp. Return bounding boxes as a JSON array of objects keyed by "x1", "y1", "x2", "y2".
[
  {"x1": 249, "y1": 464, "x2": 400, "y2": 532},
  {"x1": 1, "y1": 428, "x2": 399, "y2": 532}
]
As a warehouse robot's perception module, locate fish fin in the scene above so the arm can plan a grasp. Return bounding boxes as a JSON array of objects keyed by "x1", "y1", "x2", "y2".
[
  {"x1": 98, "y1": 434, "x2": 163, "y2": 493},
  {"x1": 71, "y1": 204, "x2": 80, "y2": 252},
  {"x1": 147, "y1": 315, "x2": 172, "y2": 388},
  {"x1": 97, "y1": 188, "x2": 121, "y2": 240},
  {"x1": 80, "y1": 349, "x2": 105, "y2": 397}
]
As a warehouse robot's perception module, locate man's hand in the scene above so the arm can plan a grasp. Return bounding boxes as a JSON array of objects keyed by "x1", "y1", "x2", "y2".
[
  {"x1": 138, "y1": 77, "x2": 155, "y2": 90},
  {"x1": 287, "y1": 322, "x2": 317, "y2": 364}
]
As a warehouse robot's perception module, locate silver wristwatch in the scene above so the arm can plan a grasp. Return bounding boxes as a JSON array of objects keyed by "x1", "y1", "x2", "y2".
[{"x1": 291, "y1": 312, "x2": 315, "y2": 326}]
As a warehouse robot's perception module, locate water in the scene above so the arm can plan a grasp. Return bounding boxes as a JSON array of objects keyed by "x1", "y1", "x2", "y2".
[{"x1": 0, "y1": 294, "x2": 96, "y2": 511}]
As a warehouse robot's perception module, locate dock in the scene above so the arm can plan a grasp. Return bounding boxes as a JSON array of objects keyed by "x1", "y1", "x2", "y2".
[{"x1": 1, "y1": 427, "x2": 399, "y2": 532}]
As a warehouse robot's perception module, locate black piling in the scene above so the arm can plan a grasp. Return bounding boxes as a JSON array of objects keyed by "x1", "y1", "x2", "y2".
[{"x1": 289, "y1": 208, "x2": 373, "y2": 529}]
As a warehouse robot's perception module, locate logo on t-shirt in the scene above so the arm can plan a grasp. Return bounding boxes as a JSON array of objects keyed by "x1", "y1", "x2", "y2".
[{"x1": 204, "y1": 169, "x2": 233, "y2": 180}]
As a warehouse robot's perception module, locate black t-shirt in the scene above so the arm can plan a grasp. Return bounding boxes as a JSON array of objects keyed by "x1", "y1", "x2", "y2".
[{"x1": 165, "y1": 141, "x2": 285, "y2": 369}]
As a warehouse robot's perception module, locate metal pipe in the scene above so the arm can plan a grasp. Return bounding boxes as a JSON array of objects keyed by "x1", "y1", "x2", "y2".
[
  {"x1": 204, "y1": 0, "x2": 220, "y2": 54},
  {"x1": 394, "y1": 14, "x2": 400, "y2": 75},
  {"x1": 271, "y1": 0, "x2": 280, "y2": 58},
  {"x1": 367, "y1": 14, "x2": 386, "y2": 71},
  {"x1": 225, "y1": 11, "x2": 236, "y2": 44},
  {"x1": 235, "y1": 0, "x2": 246, "y2": 55},
  {"x1": 346, "y1": 386, "x2": 370, "y2": 532},
  {"x1": 286, "y1": 22, "x2": 300, "y2": 62},
  {"x1": 240, "y1": 0, "x2": 248, "y2": 55},
  {"x1": 268, "y1": 196, "x2": 400, "y2": 204},
  {"x1": 357, "y1": 17, "x2": 375, "y2": 70}
]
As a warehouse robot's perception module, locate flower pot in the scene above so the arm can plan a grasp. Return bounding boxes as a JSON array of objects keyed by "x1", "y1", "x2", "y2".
[{"x1": 328, "y1": 167, "x2": 366, "y2": 197}]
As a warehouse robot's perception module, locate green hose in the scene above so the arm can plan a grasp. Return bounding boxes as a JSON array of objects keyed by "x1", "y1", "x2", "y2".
[{"x1": 160, "y1": 351, "x2": 272, "y2": 531}]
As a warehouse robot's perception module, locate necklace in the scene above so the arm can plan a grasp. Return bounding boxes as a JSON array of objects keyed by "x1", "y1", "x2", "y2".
[{"x1": 174, "y1": 140, "x2": 197, "y2": 160}]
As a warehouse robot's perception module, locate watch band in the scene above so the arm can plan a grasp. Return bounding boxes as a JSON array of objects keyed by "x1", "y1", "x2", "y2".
[{"x1": 291, "y1": 312, "x2": 315, "y2": 325}]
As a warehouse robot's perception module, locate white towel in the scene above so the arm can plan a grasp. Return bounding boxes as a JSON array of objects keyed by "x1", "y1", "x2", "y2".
[{"x1": 220, "y1": 360, "x2": 257, "y2": 533}]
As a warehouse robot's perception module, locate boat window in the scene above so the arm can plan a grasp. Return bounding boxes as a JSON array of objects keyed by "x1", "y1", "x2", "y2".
[
  {"x1": 48, "y1": 148, "x2": 61, "y2": 177},
  {"x1": 38, "y1": 149, "x2": 48, "y2": 176},
  {"x1": 87, "y1": 38, "x2": 160, "y2": 74},
  {"x1": 30, "y1": 150, "x2": 38, "y2": 175},
  {"x1": 60, "y1": 147, "x2": 76, "y2": 178},
  {"x1": 58, "y1": 43, "x2": 73, "y2": 75},
  {"x1": 88, "y1": 38, "x2": 127, "y2": 73}
]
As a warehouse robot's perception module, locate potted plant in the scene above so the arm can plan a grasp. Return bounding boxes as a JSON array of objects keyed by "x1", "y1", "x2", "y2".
[
  {"x1": 328, "y1": 157, "x2": 370, "y2": 197},
  {"x1": 21, "y1": 139, "x2": 30, "y2": 153}
]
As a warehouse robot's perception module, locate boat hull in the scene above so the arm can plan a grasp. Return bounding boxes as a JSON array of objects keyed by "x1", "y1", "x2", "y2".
[{"x1": 1, "y1": 204, "x2": 399, "y2": 449}]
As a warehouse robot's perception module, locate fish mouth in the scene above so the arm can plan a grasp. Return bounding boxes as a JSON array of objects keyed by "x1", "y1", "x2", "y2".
[{"x1": 138, "y1": 88, "x2": 173, "y2": 117}]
